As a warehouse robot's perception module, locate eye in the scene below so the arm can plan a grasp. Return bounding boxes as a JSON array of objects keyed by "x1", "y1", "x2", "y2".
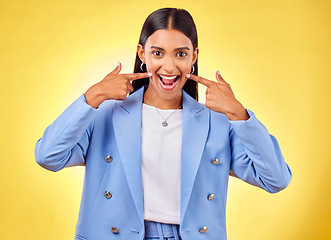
[
  {"x1": 177, "y1": 51, "x2": 187, "y2": 57},
  {"x1": 152, "y1": 51, "x2": 163, "y2": 56}
]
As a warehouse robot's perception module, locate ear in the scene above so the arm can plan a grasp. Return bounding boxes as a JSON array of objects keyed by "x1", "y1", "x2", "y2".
[
  {"x1": 191, "y1": 47, "x2": 199, "y2": 65},
  {"x1": 137, "y1": 44, "x2": 145, "y2": 63}
]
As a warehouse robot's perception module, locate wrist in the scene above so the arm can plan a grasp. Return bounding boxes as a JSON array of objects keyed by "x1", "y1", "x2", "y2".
[
  {"x1": 84, "y1": 84, "x2": 106, "y2": 109},
  {"x1": 226, "y1": 102, "x2": 250, "y2": 121}
]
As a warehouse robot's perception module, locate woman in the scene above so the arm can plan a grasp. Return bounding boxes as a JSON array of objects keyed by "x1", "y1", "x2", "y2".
[{"x1": 35, "y1": 8, "x2": 292, "y2": 240}]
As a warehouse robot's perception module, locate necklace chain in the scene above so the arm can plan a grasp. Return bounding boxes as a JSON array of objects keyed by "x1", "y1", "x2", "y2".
[{"x1": 143, "y1": 98, "x2": 182, "y2": 127}]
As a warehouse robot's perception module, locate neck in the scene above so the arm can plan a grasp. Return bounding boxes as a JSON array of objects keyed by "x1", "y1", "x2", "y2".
[{"x1": 143, "y1": 88, "x2": 182, "y2": 110}]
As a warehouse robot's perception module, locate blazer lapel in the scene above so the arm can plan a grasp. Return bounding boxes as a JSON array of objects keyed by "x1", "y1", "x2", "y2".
[
  {"x1": 180, "y1": 91, "x2": 210, "y2": 223},
  {"x1": 113, "y1": 88, "x2": 145, "y2": 225}
]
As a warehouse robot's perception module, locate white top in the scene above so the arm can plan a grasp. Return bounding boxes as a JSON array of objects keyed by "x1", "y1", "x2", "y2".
[{"x1": 141, "y1": 103, "x2": 182, "y2": 224}]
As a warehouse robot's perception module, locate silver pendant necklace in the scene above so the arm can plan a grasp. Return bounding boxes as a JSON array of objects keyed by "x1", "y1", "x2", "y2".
[{"x1": 143, "y1": 98, "x2": 182, "y2": 127}]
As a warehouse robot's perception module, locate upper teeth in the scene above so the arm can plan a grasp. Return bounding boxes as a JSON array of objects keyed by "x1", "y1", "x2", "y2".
[{"x1": 160, "y1": 75, "x2": 177, "y2": 80}]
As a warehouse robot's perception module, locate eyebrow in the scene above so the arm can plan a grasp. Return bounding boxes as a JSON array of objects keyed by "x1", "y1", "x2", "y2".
[{"x1": 150, "y1": 46, "x2": 191, "y2": 51}]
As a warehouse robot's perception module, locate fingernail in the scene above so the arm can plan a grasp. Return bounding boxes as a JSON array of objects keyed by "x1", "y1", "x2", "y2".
[
  {"x1": 217, "y1": 70, "x2": 221, "y2": 75},
  {"x1": 117, "y1": 62, "x2": 121, "y2": 66},
  {"x1": 186, "y1": 74, "x2": 190, "y2": 78},
  {"x1": 147, "y1": 72, "x2": 152, "y2": 77}
]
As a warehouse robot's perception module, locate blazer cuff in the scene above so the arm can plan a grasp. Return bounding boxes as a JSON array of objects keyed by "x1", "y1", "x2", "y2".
[{"x1": 229, "y1": 109, "x2": 256, "y2": 127}]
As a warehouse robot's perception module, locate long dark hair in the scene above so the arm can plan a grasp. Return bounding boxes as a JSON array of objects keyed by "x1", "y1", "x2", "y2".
[{"x1": 131, "y1": 8, "x2": 198, "y2": 100}]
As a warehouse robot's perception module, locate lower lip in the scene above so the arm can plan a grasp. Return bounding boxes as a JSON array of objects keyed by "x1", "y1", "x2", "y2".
[{"x1": 158, "y1": 75, "x2": 179, "y2": 90}]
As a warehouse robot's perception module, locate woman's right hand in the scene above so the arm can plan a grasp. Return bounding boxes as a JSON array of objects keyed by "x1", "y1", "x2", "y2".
[{"x1": 84, "y1": 62, "x2": 151, "y2": 108}]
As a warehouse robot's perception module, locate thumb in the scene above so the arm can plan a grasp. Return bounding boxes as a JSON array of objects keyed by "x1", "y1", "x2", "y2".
[
  {"x1": 216, "y1": 70, "x2": 227, "y2": 85},
  {"x1": 110, "y1": 62, "x2": 122, "y2": 75}
]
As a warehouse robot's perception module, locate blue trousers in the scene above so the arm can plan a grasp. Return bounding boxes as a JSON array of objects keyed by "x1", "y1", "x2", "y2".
[{"x1": 144, "y1": 221, "x2": 182, "y2": 240}]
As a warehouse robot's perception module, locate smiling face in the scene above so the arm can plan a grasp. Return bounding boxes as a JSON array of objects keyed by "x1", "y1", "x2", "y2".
[{"x1": 137, "y1": 28, "x2": 198, "y2": 109}]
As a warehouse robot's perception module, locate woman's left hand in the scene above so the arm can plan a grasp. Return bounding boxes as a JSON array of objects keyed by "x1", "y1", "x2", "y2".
[{"x1": 187, "y1": 71, "x2": 250, "y2": 121}]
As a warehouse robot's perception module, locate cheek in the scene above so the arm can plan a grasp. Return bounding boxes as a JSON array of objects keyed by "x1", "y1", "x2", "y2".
[
  {"x1": 178, "y1": 62, "x2": 192, "y2": 74},
  {"x1": 181, "y1": 78, "x2": 188, "y2": 87},
  {"x1": 145, "y1": 57, "x2": 160, "y2": 72},
  {"x1": 145, "y1": 59, "x2": 160, "y2": 86}
]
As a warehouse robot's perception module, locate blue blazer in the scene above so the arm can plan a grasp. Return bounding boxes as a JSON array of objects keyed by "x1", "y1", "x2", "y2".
[{"x1": 35, "y1": 87, "x2": 292, "y2": 240}]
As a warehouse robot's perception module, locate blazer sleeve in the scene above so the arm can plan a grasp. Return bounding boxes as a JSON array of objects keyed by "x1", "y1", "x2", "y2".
[
  {"x1": 35, "y1": 95, "x2": 98, "y2": 172},
  {"x1": 229, "y1": 109, "x2": 292, "y2": 193}
]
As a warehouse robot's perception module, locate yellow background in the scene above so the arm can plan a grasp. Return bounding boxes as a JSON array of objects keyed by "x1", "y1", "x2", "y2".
[{"x1": 1, "y1": 0, "x2": 330, "y2": 239}]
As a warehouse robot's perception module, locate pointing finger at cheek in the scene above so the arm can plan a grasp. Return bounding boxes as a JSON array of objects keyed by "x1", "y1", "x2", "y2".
[
  {"x1": 127, "y1": 72, "x2": 152, "y2": 82},
  {"x1": 186, "y1": 73, "x2": 214, "y2": 87}
]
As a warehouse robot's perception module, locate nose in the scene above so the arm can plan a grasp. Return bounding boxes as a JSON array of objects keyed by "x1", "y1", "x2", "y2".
[{"x1": 162, "y1": 56, "x2": 176, "y2": 73}]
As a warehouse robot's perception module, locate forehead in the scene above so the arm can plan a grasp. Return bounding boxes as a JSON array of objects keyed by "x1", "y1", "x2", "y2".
[{"x1": 145, "y1": 29, "x2": 193, "y2": 49}]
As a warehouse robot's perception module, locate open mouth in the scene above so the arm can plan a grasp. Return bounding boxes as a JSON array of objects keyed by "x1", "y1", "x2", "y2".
[{"x1": 158, "y1": 74, "x2": 180, "y2": 90}]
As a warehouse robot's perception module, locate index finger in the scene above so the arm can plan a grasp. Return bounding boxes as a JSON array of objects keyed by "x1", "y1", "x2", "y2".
[
  {"x1": 186, "y1": 74, "x2": 215, "y2": 87},
  {"x1": 125, "y1": 72, "x2": 151, "y2": 81}
]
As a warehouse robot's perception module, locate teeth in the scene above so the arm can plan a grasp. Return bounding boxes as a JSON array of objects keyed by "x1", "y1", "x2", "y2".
[{"x1": 160, "y1": 75, "x2": 177, "y2": 80}]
